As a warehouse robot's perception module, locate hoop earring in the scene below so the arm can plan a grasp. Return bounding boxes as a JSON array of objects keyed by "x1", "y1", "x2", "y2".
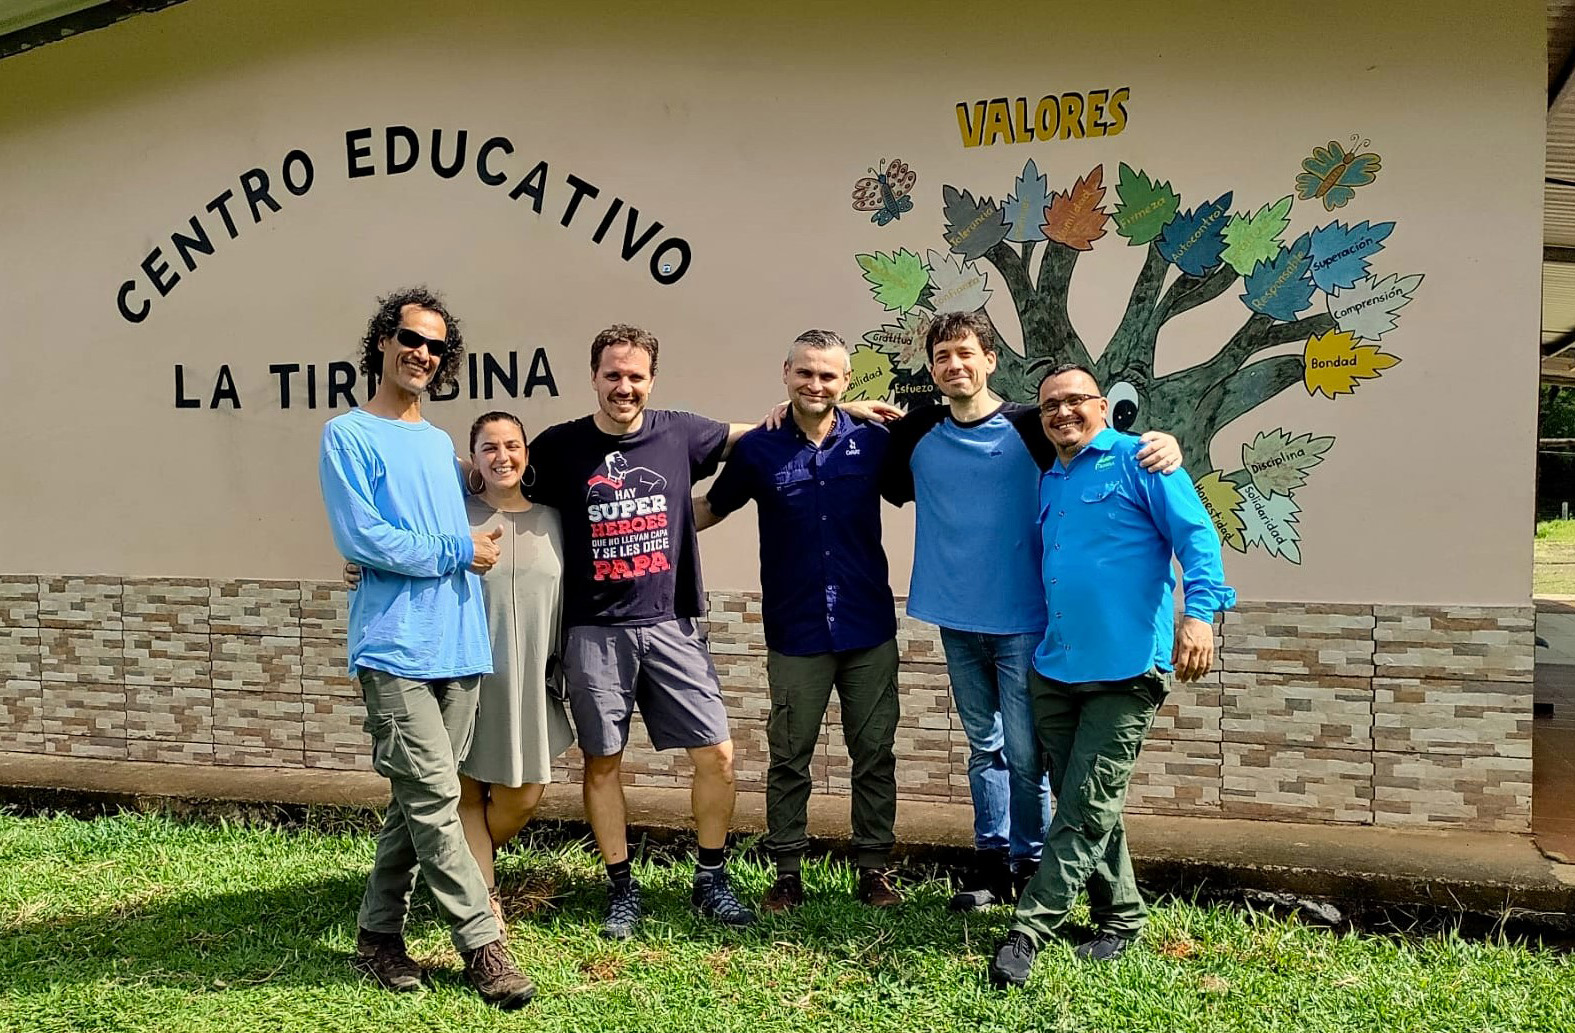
[{"x1": 522, "y1": 465, "x2": 537, "y2": 488}]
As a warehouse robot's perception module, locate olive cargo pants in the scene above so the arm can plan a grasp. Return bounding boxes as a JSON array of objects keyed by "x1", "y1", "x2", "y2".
[
  {"x1": 1011, "y1": 667, "x2": 1169, "y2": 945},
  {"x1": 763, "y1": 640, "x2": 900, "y2": 871},
  {"x1": 355, "y1": 668, "x2": 498, "y2": 952}
]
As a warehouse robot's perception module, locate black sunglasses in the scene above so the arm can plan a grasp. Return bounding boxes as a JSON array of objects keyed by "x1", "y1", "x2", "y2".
[{"x1": 393, "y1": 326, "x2": 449, "y2": 357}]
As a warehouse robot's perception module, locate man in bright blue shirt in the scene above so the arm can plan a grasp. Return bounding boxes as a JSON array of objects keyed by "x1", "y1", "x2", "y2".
[
  {"x1": 990, "y1": 363, "x2": 1235, "y2": 988},
  {"x1": 697, "y1": 329, "x2": 902, "y2": 911},
  {"x1": 318, "y1": 287, "x2": 532, "y2": 1009}
]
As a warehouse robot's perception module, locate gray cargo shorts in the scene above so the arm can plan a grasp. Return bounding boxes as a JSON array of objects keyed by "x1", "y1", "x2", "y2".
[{"x1": 562, "y1": 617, "x2": 731, "y2": 756}]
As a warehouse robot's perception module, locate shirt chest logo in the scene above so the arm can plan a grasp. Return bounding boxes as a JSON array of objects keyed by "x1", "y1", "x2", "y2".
[
  {"x1": 1095, "y1": 453, "x2": 1116, "y2": 471},
  {"x1": 845, "y1": 439, "x2": 861, "y2": 457}
]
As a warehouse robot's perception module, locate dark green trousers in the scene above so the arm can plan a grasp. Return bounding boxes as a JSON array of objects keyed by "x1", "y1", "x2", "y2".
[
  {"x1": 1011, "y1": 667, "x2": 1168, "y2": 945},
  {"x1": 764, "y1": 640, "x2": 899, "y2": 871}
]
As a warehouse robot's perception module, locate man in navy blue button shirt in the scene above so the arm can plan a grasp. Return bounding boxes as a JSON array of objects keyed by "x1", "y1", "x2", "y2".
[
  {"x1": 989, "y1": 363, "x2": 1235, "y2": 987},
  {"x1": 696, "y1": 329, "x2": 903, "y2": 910}
]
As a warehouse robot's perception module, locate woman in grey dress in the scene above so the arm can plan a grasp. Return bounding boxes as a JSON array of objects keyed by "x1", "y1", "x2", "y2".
[{"x1": 458, "y1": 411, "x2": 575, "y2": 933}]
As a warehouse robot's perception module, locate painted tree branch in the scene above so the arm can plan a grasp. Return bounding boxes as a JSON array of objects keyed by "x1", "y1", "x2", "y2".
[
  {"x1": 1212, "y1": 353, "x2": 1307, "y2": 432},
  {"x1": 1157, "y1": 262, "x2": 1238, "y2": 325},
  {"x1": 1099, "y1": 242, "x2": 1170, "y2": 382},
  {"x1": 985, "y1": 239, "x2": 1090, "y2": 369}
]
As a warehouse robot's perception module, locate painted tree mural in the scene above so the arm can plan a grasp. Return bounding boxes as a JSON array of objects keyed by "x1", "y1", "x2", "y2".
[{"x1": 845, "y1": 149, "x2": 1422, "y2": 565}]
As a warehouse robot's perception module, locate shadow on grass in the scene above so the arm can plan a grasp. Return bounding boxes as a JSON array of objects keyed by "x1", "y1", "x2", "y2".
[{"x1": 1, "y1": 872, "x2": 381, "y2": 993}]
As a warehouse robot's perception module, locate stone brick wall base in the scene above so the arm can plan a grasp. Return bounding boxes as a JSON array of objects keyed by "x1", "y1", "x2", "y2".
[{"x1": 0, "y1": 578, "x2": 1534, "y2": 832}]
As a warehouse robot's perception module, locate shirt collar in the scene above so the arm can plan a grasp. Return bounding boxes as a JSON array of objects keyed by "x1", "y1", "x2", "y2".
[
  {"x1": 789, "y1": 406, "x2": 851, "y2": 448},
  {"x1": 1049, "y1": 426, "x2": 1120, "y2": 475}
]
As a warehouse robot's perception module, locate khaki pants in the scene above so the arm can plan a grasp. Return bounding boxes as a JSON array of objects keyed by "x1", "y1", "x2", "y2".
[
  {"x1": 355, "y1": 668, "x2": 497, "y2": 952},
  {"x1": 1011, "y1": 668, "x2": 1168, "y2": 945},
  {"x1": 763, "y1": 640, "x2": 899, "y2": 871}
]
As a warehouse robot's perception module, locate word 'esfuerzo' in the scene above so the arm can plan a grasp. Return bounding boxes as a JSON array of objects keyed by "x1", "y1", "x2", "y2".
[
  {"x1": 117, "y1": 125, "x2": 696, "y2": 324},
  {"x1": 172, "y1": 349, "x2": 558, "y2": 410}
]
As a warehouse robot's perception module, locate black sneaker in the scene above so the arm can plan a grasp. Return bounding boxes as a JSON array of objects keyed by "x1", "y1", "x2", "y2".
[
  {"x1": 762, "y1": 872, "x2": 805, "y2": 913},
  {"x1": 461, "y1": 938, "x2": 535, "y2": 1010},
  {"x1": 692, "y1": 866, "x2": 756, "y2": 926},
  {"x1": 949, "y1": 849, "x2": 1011, "y2": 912},
  {"x1": 989, "y1": 930, "x2": 1038, "y2": 988},
  {"x1": 1074, "y1": 931, "x2": 1134, "y2": 962},
  {"x1": 602, "y1": 878, "x2": 643, "y2": 940},
  {"x1": 352, "y1": 927, "x2": 423, "y2": 992}
]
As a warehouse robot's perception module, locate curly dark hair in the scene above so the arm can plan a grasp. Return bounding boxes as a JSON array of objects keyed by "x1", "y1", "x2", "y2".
[
  {"x1": 924, "y1": 310, "x2": 996, "y2": 360},
  {"x1": 358, "y1": 286, "x2": 465, "y2": 396}
]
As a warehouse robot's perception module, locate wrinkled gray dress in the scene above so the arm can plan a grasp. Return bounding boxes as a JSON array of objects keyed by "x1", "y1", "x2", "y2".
[{"x1": 460, "y1": 497, "x2": 575, "y2": 786}]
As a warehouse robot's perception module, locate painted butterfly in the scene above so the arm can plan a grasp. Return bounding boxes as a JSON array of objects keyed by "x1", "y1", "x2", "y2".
[
  {"x1": 852, "y1": 158, "x2": 916, "y2": 225},
  {"x1": 1296, "y1": 137, "x2": 1382, "y2": 211}
]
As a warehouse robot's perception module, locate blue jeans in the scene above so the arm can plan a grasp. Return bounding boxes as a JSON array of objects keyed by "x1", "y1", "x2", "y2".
[{"x1": 940, "y1": 628, "x2": 1050, "y2": 862}]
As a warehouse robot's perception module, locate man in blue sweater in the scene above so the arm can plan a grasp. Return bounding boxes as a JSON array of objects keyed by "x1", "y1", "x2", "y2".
[
  {"x1": 318, "y1": 287, "x2": 533, "y2": 1009},
  {"x1": 989, "y1": 363, "x2": 1235, "y2": 987}
]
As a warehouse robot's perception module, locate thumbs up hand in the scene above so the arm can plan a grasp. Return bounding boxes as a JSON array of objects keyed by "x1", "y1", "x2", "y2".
[{"x1": 470, "y1": 525, "x2": 504, "y2": 573}]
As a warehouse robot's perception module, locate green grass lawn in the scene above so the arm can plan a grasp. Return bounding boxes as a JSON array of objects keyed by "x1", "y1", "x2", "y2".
[
  {"x1": 0, "y1": 811, "x2": 1569, "y2": 1033},
  {"x1": 1535, "y1": 520, "x2": 1575, "y2": 595}
]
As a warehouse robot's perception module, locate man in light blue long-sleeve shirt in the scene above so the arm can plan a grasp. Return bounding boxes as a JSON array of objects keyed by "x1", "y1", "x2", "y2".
[
  {"x1": 318, "y1": 286, "x2": 532, "y2": 1010},
  {"x1": 990, "y1": 363, "x2": 1236, "y2": 988}
]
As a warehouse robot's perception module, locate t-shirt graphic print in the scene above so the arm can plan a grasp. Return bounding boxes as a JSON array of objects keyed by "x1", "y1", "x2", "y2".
[
  {"x1": 530, "y1": 410, "x2": 729, "y2": 628},
  {"x1": 586, "y1": 450, "x2": 673, "y2": 582}
]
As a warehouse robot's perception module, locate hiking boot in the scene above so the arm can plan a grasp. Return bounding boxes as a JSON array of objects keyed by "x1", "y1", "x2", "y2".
[
  {"x1": 989, "y1": 930, "x2": 1038, "y2": 988},
  {"x1": 856, "y1": 867, "x2": 903, "y2": 908},
  {"x1": 761, "y1": 871, "x2": 805, "y2": 913},
  {"x1": 1074, "y1": 931, "x2": 1135, "y2": 962},
  {"x1": 692, "y1": 866, "x2": 756, "y2": 927},
  {"x1": 488, "y1": 889, "x2": 508, "y2": 945},
  {"x1": 352, "y1": 927, "x2": 423, "y2": 992},
  {"x1": 949, "y1": 849, "x2": 1011, "y2": 912},
  {"x1": 1010, "y1": 859, "x2": 1039, "y2": 904},
  {"x1": 461, "y1": 938, "x2": 535, "y2": 1010},
  {"x1": 602, "y1": 878, "x2": 643, "y2": 940}
]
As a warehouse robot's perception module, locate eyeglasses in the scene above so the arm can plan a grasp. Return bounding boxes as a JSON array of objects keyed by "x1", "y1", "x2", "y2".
[
  {"x1": 1039, "y1": 393, "x2": 1101, "y2": 415},
  {"x1": 394, "y1": 326, "x2": 449, "y2": 357}
]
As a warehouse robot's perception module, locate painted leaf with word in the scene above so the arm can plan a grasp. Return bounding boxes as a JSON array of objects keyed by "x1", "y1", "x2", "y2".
[
  {"x1": 1002, "y1": 159, "x2": 1052, "y2": 243},
  {"x1": 1157, "y1": 192, "x2": 1232, "y2": 276},
  {"x1": 1328, "y1": 272, "x2": 1424, "y2": 341},
  {"x1": 1240, "y1": 484, "x2": 1302, "y2": 563},
  {"x1": 1241, "y1": 239, "x2": 1316, "y2": 322},
  {"x1": 1042, "y1": 165, "x2": 1109, "y2": 251},
  {"x1": 844, "y1": 344, "x2": 896, "y2": 402},
  {"x1": 941, "y1": 186, "x2": 1011, "y2": 262},
  {"x1": 1195, "y1": 471, "x2": 1247, "y2": 553},
  {"x1": 1295, "y1": 139, "x2": 1382, "y2": 212},
  {"x1": 856, "y1": 249, "x2": 929, "y2": 314},
  {"x1": 1307, "y1": 220, "x2": 1394, "y2": 293},
  {"x1": 1303, "y1": 329, "x2": 1400, "y2": 398},
  {"x1": 1241, "y1": 428, "x2": 1335, "y2": 498},
  {"x1": 925, "y1": 250, "x2": 992, "y2": 313},
  {"x1": 864, "y1": 308, "x2": 934, "y2": 374},
  {"x1": 1110, "y1": 163, "x2": 1180, "y2": 246},
  {"x1": 1220, "y1": 195, "x2": 1293, "y2": 277}
]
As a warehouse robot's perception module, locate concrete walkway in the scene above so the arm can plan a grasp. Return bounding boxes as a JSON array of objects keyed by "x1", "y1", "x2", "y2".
[{"x1": 3, "y1": 753, "x2": 1572, "y2": 919}]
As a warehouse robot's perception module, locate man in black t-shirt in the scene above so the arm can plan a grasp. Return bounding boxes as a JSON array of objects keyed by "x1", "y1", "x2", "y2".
[{"x1": 529, "y1": 324, "x2": 763, "y2": 939}]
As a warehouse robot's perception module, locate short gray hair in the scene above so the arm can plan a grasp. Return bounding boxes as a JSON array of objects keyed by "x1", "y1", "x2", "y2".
[{"x1": 786, "y1": 328, "x2": 852, "y2": 372}]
